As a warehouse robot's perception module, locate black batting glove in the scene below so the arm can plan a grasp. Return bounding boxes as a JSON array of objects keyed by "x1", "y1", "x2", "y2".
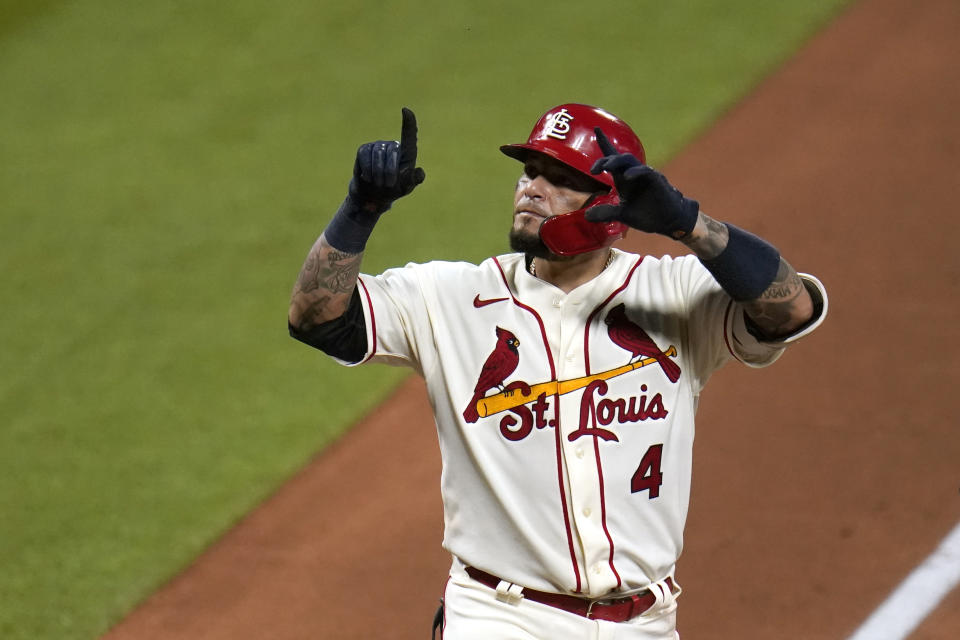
[
  {"x1": 348, "y1": 107, "x2": 426, "y2": 215},
  {"x1": 324, "y1": 108, "x2": 426, "y2": 254},
  {"x1": 586, "y1": 127, "x2": 699, "y2": 239}
]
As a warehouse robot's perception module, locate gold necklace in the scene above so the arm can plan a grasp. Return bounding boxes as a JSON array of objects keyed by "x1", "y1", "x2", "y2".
[{"x1": 529, "y1": 250, "x2": 615, "y2": 277}]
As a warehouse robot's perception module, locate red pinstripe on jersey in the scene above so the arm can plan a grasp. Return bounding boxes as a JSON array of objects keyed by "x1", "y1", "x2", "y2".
[
  {"x1": 492, "y1": 256, "x2": 582, "y2": 593},
  {"x1": 581, "y1": 254, "x2": 644, "y2": 588},
  {"x1": 583, "y1": 256, "x2": 645, "y2": 375},
  {"x1": 358, "y1": 277, "x2": 378, "y2": 364},
  {"x1": 722, "y1": 299, "x2": 743, "y2": 363}
]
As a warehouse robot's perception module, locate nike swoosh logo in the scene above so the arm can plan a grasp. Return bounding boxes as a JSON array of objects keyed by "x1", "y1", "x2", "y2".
[{"x1": 473, "y1": 294, "x2": 509, "y2": 308}]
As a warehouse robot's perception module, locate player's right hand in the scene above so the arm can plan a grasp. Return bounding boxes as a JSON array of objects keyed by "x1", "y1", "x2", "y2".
[
  {"x1": 348, "y1": 107, "x2": 427, "y2": 214},
  {"x1": 587, "y1": 127, "x2": 699, "y2": 240}
]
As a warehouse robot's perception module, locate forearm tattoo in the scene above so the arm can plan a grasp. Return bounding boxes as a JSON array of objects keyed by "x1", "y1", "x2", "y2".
[
  {"x1": 682, "y1": 214, "x2": 728, "y2": 259},
  {"x1": 758, "y1": 262, "x2": 803, "y2": 301},
  {"x1": 292, "y1": 240, "x2": 362, "y2": 325},
  {"x1": 296, "y1": 247, "x2": 361, "y2": 295},
  {"x1": 742, "y1": 259, "x2": 808, "y2": 336}
]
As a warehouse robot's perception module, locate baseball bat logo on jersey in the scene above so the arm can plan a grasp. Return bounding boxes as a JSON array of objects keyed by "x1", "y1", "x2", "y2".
[{"x1": 463, "y1": 308, "x2": 681, "y2": 441}]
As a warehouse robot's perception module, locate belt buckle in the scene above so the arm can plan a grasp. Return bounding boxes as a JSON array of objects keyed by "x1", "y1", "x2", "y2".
[{"x1": 585, "y1": 597, "x2": 612, "y2": 620}]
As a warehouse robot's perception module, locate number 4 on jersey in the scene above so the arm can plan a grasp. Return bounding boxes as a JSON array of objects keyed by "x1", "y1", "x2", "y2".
[{"x1": 631, "y1": 444, "x2": 664, "y2": 499}]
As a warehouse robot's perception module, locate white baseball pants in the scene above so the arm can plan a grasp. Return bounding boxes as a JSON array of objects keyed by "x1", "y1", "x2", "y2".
[{"x1": 439, "y1": 564, "x2": 680, "y2": 640}]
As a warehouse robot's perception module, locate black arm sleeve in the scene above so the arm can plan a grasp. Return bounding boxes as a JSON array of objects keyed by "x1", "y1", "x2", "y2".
[{"x1": 288, "y1": 288, "x2": 368, "y2": 363}]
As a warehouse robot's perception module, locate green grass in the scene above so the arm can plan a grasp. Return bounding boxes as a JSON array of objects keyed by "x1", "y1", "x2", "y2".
[{"x1": 0, "y1": 0, "x2": 853, "y2": 637}]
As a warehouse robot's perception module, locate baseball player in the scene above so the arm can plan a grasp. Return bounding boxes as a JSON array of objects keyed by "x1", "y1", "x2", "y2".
[{"x1": 288, "y1": 104, "x2": 827, "y2": 639}]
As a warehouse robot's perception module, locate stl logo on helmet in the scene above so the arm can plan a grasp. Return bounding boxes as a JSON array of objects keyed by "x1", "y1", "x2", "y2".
[{"x1": 545, "y1": 108, "x2": 574, "y2": 140}]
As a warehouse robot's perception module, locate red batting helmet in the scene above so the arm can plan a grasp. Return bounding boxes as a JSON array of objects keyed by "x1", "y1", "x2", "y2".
[{"x1": 500, "y1": 104, "x2": 646, "y2": 255}]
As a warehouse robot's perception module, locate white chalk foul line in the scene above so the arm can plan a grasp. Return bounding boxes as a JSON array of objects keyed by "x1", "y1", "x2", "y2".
[{"x1": 847, "y1": 520, "x2": 960, "y2": 640}]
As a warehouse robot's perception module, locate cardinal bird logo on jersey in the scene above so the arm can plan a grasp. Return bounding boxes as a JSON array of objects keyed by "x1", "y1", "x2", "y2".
[
  {"x1": 605, "y1": 303, "x2": 681, "y2": 383},
  {"x1": 463, "y1": 327, "x2": 520, "y2": 423}
]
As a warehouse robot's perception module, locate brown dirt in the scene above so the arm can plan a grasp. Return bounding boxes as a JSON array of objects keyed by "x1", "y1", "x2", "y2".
[{"x1": 103, "y1": 0, "x2": 960, "y2": 637}]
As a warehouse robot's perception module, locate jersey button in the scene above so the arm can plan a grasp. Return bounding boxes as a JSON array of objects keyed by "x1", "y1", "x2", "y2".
[
  {"x1": 552, "y1": 296, "x2": 563, "y2": 308},
  {"x1": 583, "y1": 507, "x2": 592, "y2": 517},
  {"x1": 575, "y1": 447, "x2": 585, "y2": 458}
]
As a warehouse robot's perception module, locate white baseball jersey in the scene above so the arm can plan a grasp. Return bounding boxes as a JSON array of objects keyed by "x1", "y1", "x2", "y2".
[{"x1": 335, "y1": 249, "x2": 827, "y2": 598}]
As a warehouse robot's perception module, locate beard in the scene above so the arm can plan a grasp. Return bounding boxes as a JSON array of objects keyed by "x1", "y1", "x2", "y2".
[
  {"x1": 508, "y1": 226, "x2": 574, "y2": 262},
  {"x1": 508, "y1": 227, "x2": 549, "y2": 258}
]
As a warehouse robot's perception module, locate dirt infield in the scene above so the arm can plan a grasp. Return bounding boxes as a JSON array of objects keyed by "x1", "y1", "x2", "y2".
[{"x1": 103, "y1": 0, "x2": 959, "y2": 637}]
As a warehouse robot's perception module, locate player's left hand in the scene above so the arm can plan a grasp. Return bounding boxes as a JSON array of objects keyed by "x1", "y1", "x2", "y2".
[{"x1": 586, "y1": 128, "x2": 699, "y2": 239}]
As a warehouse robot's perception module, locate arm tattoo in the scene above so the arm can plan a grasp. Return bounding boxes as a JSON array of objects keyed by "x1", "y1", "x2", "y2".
[
  {"x1": 681, "y1": 213, "x2": 729, "y2": 259},
  {"x1": 296, "y1": 252, "x2": 324, "y2": 294},
  {"x1": 291, "y1": 238, "x2": 363, "y2": 326},
  {"x1": 295, "y1": 247, "x2": 361, "y2": 295},
  {"x1": 759, "y1": 264, "x2": 803, "y2": 301},
  {"x1": 319, "y1": 249, "x2": 362, "y2": 294},
  {"x1": 742, "y1": 259, "x2": 810, "y2": 337}
]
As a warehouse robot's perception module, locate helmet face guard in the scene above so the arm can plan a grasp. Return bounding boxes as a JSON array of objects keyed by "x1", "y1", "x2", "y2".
[
  {"x1": 501, "y1": 104, "x2": 645, "y2": 256},
  {"x1": 538, "y1": 193, "x2": 625, "y2": 256}
]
